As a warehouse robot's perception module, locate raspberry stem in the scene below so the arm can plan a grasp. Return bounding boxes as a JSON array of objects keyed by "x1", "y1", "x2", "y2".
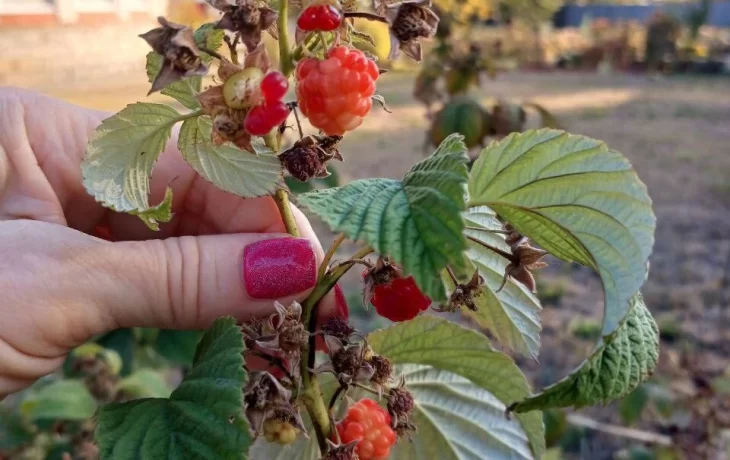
[
  {"x1": 318, "y1": 233, "x2": 346, "y2": 280},
  {"x1": 278, "y1": 0, "x2": 294, "y2": 77}
]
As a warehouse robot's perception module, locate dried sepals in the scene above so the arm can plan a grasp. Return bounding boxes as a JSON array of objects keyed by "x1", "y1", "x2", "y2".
[
  {"x1": 323, "y1": 439, "x2": 360, "y2": 460},
  {"x1": 361, "y1": 256, "x2": 400, "y2": 306},
  {"x1": 317, "y1": 336, "x2": 374, "y2": 385},
  {"x1": 443, "y1": 270, "x2": 483, "y2": 312},
  {"x1": 197, "y1": 80, "x2": 254, "y2": 151},
  {"x1": 499, "y1": 225, "x2": 548, "y2": 293},
  {"x1": 373, "y1": 0, "x2": 439, "y2": 62},
  {"x1": 280, "y1": 135, "x2": 344, "y2": 182},
  {"x1": 387, "y1": 380, "x2": 416, "y2": 438},
  {"x1": 140, "y1": 17, "x2": 208, "y2": 94},
  {"x1": 321, "y1": 316, "x2": 355, "y2": 342},
  {"x1": 206, "y1": 0, "x2": 278, "y2": 52},
  {"x1": 243, "y1": 372, "x2": 307, "y2": 437}
]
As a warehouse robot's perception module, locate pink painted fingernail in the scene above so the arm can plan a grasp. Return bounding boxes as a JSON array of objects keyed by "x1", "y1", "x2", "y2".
[
  {"x1": 243, "y1": 238, "x2": 317, "y2": 299},
  {"x1": 333, "y1": 284, "x2": 349, "y2": 320}
]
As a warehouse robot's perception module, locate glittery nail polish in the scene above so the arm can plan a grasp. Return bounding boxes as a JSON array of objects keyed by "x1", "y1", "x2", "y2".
[
  {"x1": 333, "y1": 284, "x2": 349, "y2": 320},
  {"x1": 243, "y1": 238, "x2": 317, "y2": 299}
]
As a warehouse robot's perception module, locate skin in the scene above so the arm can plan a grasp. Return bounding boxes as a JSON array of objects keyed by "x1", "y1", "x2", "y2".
[{"x1": 0, "y1": 87, "x2": 335, "y2": 398}]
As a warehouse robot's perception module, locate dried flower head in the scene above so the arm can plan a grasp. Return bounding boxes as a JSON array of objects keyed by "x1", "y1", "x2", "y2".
[
  {"x1": 280, "y1": 135, "x2": 343, "y2": 182},
  {"x1": 196, "y1": 84, "x2": 256, "y2": 151},
  {"x1": 316, "y1": 336, "x2": 374, "y2": 385},
  {"x1": 373, "y1": 0, "x2": 439, "y2": 62},
  {"x1": 140, "y1": 17, "x2": 208, "y2": 94},
  {"x1": 387, "y1": 381, "x2": 416, "y2": 437},
  {"x1": 367, "y1": 355, "x2": 394, "y2": 386},
  {"x1": 444, "y1": 270, "x2": 483, "y2": 312},
  {"x1": 243, "y1": 372, "x2": 307, "y2": 437},
  {"x1": 499, "y1": 225, "x2": 548, "y2": 293},
  {"x1": 321, "y1": 316, "x2": 355, "y2": 342},
  {"x1": 206, "y1": 0, "x2": 278, "y2": 52}
]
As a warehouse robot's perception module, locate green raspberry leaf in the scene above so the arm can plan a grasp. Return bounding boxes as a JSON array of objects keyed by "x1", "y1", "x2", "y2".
[
  {"x1": 298, "y1": 134, "x2": 470, "y2": 300},
  {"x1": 367, "y1": 316, "x2": 545, "y2": 458},
  {"x1": 178, "y1": 117, "x2": 283, "y2": 198},
  {"x1": 0, "y1": 406, "x2": 35, "y2": 451},
  {"x1": 469, "y1": 129, "x2": 655, "y2": 336},
  {"x1": 391, "y1": 365, "x2": 533, "y2": 460},
  {"x1": 444, "y1": 206, "x2": 542, "y2": 358},
  {"x1": 81, "y1": 103, "x2": 181, "y2": 230},
  {"x1": 145, "y1": 23, "x2": 224, "y2": 110},
  {"x1": 20, "y1": 380, "x2": 97, "y2": 422},
  {"x1": 509, "y1": 294, "x2": 659, "y2": 413},
  {"x1": 96, "y1": 317, "x2": 251, "y2": 459}
]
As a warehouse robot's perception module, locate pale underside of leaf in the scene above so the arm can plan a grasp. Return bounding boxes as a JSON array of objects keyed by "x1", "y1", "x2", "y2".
[
  {"x1": 81, "y1": 103, "x2": 181, "y2": 226},
  {"x1": 178, "y1": 117, "x2": 283, "y2": 198},
  {"x1": 510, "y1": 294, "x2": 659, "y2": 413},
  {"x1": 297, "y1": 134, "x2": 469, "y2": 300},
  {"x1": 451, "y1": 206, "x2": 542, "y2": 359},
  {"x1": 391, "y1": 365, "x2": 533, "y2": 460},
  {"x1": 367, "y1": 316, "x2": 545, "y2": 457},
  {"x1": 469, "y1": 129, "x2": 655, "y2": 335}
]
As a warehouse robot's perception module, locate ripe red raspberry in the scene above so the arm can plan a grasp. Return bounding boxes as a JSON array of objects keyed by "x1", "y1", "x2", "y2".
[
  {"x1": 337, "y1": 399, "x2": 396, "y2": 460},
  {"x1": 260, "y1": 71, "x2": 289, "y2": 103},
  {"x1": 244, "y1": 101, "x2": 290, "y2": 136},
  {"x1": 369, "y1": 276, "x2": 431, "y2": 322},
  {"x1": 297, "y1": 4, "x2": 343, "y2": 32},
  {"x1": 296, "y1": 46, "x2": 380, "y2": 136}
]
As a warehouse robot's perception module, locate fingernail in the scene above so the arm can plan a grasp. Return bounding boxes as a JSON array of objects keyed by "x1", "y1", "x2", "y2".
[
  {"x1": 333, "y1": 284, "x2": 349, "y2": 320},
  {"x1": 243, "y1": 238, "x2": 317, "y2": 299}
]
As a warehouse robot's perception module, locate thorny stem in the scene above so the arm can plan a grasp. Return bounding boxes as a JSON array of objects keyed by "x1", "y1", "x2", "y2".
[
  {"x1": 352, "y1": 382, "x2": 384, "y2": 397},
  {"x1": 319, "y1": 233, "x2": 346, "y2": 280},
  {"x1": 329, "y1": 385, "x2": 347, "y2": 415},
  {"x1": 299, "y1": 245, "x2": 374, "y2": 453},
  {"x1": 466, "y1": 234, "x2": 518, "y2": 264},
  {"x1": 342, "y1": 12, "x2": 389, "y2": 23}
]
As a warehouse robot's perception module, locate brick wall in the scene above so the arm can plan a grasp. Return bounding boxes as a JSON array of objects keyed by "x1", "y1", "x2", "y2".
[{"x1": 0, "y1": 19, "x2": 159, "y2": 91}]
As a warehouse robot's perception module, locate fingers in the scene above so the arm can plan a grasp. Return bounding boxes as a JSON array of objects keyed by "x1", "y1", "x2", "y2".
[{"x1": 106, "y1": 234, "x2": 320, "y2": 330}]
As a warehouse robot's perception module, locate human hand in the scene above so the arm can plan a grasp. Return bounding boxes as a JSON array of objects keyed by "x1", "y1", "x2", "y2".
[{"x1": 0, "y1": 87, "x2": 345, "y2": 398}]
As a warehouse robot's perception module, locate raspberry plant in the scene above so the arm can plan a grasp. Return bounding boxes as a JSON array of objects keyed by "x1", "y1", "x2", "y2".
[{"x1": 74, "y1": 0, "x2": 658, "y2": 458}]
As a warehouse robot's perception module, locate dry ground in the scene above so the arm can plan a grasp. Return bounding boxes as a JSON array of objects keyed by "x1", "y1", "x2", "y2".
[{"x1": 37, "y1": 71, "x2": 730, "y2": 456}]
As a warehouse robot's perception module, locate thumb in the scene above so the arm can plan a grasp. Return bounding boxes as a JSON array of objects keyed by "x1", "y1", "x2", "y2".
[{"x1": 104, "y1": 234, "x2": 322, "y2": 330}]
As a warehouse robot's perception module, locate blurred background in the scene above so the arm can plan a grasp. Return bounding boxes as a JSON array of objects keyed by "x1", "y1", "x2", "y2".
[{"x1": 1, "y1": 0, "x2": 730, "y2": 459}]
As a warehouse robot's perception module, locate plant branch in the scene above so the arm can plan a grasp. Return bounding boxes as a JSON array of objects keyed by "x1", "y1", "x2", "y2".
[
  {"x1": 566, "y1": 414, "x2": 673, "y2": 446},
  {"x1": 298, "y1": 245, "x2": 374, "y2": 454},
  {"x1": 466, "y1": 234, "x2": 518, "y2": 264},
  {"x1": 319, "y1": 233, "x2": 346, "y2": 280},
  {"x1": 199, "y1": 46, "x2": 227, "y2": 62},
  {"x1": 273, "y1": 189, "x2": 301, "y2": 237},
  {"x1": 446, "y1": 266, "x2": 459, "y2": 285},
  {"x1": 465, "y1": 225, "x2": 509, "y2": 234},
  {"x1": 278, "y1": 0, "x2": 294, "y2": 77},
  {"x1": 223, "y1": 34, "x2": 239, "y2": 65},
  {"x1": 343, "y1": 12, "x2": 389, "y2": 23},
  {"x1": 329, "y1": 385, "x2": 347, "y2": 415}
]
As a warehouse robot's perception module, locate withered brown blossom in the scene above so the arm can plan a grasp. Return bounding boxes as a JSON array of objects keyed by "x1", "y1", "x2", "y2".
[
  {"x1": 444, "y1": 270, "x2": 483, "y2": 312},
  {"x1": 316, "y1": 336, "x2": 374, "y2": 385},
  {"x1": 243, "y1": 302, "x2": 308, "y2": 372},
  {"x1": 196, "y1": 67, "x2": 254, "y2": 151},
  {"x1": 243, "y1": 372, "x2": 307, "y2": 437},
  {"x1": 206, "y1": 0, "x2": 278, "y2": 52},
  {"x1": 499, "y1": 225, "x2": 548, "y2": 293},
  {"x1": 280, "y1": 135, "x2": 343, "y2": 182},
  {"x1": 140, "y1": 17, "x2": 208, "y2": 95},
  {"x1": 373, "y1": 0, "x2": 439, "y2": 62},
  {"x1": 387, "y1": 380, "x2": 416, "y2": 437}
]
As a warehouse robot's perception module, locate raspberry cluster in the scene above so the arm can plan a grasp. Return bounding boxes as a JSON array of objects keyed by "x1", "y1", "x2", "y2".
[
  {"x1": 296, "y1": 46, "x2": 380, "y2": 136},
  {"x1": 337, "y1": 399, "x2": 397, "y2": 460},
  {"x1": 243, "y1": 71, "x2": 291, "y2": 136}
]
